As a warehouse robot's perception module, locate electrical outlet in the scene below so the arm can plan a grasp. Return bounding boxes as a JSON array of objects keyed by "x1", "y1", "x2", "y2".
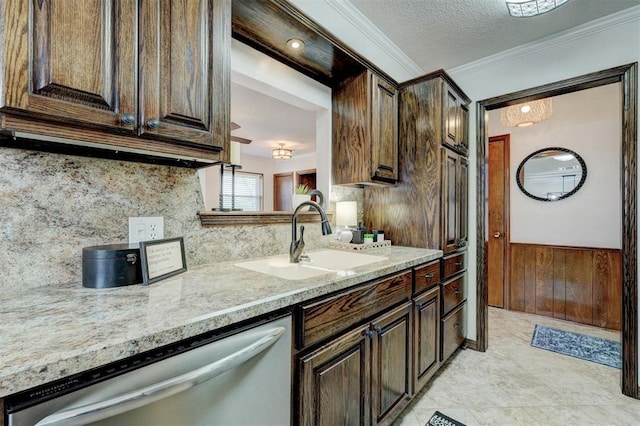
[{"x1": 129, "y1": 217, "x2": 164, "y2": 244}]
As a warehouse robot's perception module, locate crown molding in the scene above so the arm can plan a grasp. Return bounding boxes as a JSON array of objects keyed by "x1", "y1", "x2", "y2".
[
  {"x1": 450, "y1": 5, "x2": 640, "y2": 78},
  {"x1": 317, "y1": 0, "x2": 424, "y2": 79}
]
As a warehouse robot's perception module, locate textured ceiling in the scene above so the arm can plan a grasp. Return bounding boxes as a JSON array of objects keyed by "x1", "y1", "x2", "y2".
[{"x1": 348, "y1": 0, "x2": 639, "y2": 72}]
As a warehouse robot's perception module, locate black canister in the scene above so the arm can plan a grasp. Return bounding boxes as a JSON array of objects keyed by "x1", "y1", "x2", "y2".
[{"x1": 82, "y1": 243, "x2": 142, "y2": 288}]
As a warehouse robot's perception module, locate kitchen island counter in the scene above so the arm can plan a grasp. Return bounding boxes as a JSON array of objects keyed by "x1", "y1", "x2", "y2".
[{"x1": 0, "y1": 246, "x2": 441, "y2": 398}]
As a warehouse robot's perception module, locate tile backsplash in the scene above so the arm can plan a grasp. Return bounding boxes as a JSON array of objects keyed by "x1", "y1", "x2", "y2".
[{"x1": 1, "y1": 148, "x2": 351, "y2": 290}]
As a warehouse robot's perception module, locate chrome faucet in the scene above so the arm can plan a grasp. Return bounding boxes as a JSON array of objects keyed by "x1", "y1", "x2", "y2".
[{"x1": 290, "y1": 200, "x2": 332, "y2": 263}]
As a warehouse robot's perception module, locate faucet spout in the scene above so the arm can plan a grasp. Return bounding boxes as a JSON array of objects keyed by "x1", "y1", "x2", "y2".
[{"x1": 290, "y1": 200, "x2": 332, "y2": 263}]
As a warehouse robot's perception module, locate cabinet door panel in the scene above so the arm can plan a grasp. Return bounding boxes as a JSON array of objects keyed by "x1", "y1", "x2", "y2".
[
  {"x1": 371, "y1": 75, "x2": 398, "y2": 182},
  {"x1": 458, "y1": 156, "x2": 469, "y2": 246},
  {"x1": 441, "y1": 148, "x2": 459, "y2": 253},
  {"x1": 443, "y1": 86, "x2": 458, "y2": 148},
  {"x1": 371, "y1": 302, "x2": 412, "y2": 426},
  {"x1": 413, "y1": 286, "x2": 440, "y2": 394},
  {"x1": 298, "y1": 325, "x2": 370, "y2": 426},
  {"x1": 2, "y1": 0, "x2": 137, "y2": 130},
  {"x1": 140, "y1": 0, "x2": 229, "y2": 149}
]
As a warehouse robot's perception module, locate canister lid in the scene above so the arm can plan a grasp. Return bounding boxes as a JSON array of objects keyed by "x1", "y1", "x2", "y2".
[{"x1": 83, "y1": 243, "x2": 140, "y2": 259}]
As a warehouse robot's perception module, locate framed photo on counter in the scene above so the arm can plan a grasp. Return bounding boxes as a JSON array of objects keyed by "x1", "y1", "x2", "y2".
[{"x1": 139, "y1": 237, "x2": 187, "y2": 285}]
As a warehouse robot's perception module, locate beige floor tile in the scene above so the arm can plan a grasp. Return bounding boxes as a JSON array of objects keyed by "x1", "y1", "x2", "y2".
[{"x1": 393, "y1": 307, "x2": 640, "y2": 426}]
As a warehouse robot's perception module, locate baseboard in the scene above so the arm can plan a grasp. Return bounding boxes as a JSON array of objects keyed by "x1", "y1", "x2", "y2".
[{"x1": 464, "y1": 338, "x2": 478, "y2": 351}]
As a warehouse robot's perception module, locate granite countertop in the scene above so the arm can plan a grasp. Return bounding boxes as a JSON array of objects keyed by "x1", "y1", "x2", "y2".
[{"x1": 0, "y1": 246, "x2": 441, "y2": 398}]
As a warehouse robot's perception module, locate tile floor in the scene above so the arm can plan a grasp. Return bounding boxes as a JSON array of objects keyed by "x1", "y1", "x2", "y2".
[{"x1": 393, "y1": 307, "x2": 640, "y2": 425}]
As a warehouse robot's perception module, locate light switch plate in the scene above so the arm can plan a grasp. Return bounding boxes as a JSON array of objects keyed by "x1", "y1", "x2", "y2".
[{"x1": 128, "y1": 216, "x2": 164, "y2": 244}]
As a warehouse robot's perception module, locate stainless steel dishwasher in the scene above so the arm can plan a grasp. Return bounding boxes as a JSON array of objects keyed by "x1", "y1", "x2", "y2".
[{"x1": 5, "y1": 314, "x2": 291, "y2": 426}]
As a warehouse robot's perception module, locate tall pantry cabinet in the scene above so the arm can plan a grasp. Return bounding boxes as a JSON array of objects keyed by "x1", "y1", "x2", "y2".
[{"x1": 364, "y1": 70, "x2": 470, "y2": 365}]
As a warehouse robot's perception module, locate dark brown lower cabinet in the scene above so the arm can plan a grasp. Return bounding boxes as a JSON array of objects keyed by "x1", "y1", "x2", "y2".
[
  {"x1": 441, "y1": 301, "x2": 466, "y2": 361},
  {"x1": 297, "y1": 302, "x2": 412, "y2": 426},
  {"x1": 298, "y1": 324, "x2": 371, "y2": 426},
  {"x1": 412, "y1": 286, "x2": 441, "y2": 394}
]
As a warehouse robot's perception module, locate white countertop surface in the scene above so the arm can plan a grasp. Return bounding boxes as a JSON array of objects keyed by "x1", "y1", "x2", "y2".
[{"x1": 0, "y1": 246, "x2": 441, "y2": 398}]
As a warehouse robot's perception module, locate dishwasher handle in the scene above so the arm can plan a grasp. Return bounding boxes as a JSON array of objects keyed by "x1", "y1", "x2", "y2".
[{"x1": 36, "y1": 326, "x2": 287, "y2": 426}]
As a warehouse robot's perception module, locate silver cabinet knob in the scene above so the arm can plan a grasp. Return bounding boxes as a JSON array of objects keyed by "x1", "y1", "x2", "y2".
[
  {"x1": 147, "y1": 118, "x2": 160, "y2": 129},
  {"x1": 121, "y1": 113, "x2": 135, "y2": 125},
  {"x1": 493, "y1": 231, "x2": 502, "y2": 238}
]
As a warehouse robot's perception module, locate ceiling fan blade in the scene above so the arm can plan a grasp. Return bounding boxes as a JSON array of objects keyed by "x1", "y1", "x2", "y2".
[
  {"x1": 230, "y1": 122, "x2": 241, "y2": 131},
  {"x1": 231, "y1": 135, "x2": 252, "y2": 144}
]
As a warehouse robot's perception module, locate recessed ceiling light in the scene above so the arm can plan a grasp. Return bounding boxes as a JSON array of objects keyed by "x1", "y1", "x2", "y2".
[{"x1": 286, "y1": 38, "x2": 305, "y2": 50}]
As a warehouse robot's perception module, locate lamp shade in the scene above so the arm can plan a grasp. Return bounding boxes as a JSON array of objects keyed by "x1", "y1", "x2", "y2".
[
  {"x1": 500, "y1": 98, "x2": 553, "y2": 128},
  {"x1": 506, "y1": 0, "x2": 569, "y2": 17},
  {"x1": 272, "y1": 143, "x2": 292, "y2": 160},
  {"x1": 335, "y1": 201, "x2": 357, "y2": 227}
]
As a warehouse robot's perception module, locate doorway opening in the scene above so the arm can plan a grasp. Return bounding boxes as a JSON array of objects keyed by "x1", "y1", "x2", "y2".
[{"x1": 475, "y1": 63, "x2": 638, "y2": 398}]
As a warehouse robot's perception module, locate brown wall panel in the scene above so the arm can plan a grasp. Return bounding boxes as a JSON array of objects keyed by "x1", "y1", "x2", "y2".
[
  {"x1": 535, "y1": 246, "x2": 554, "y2": 317},
  {"x1": 565, "y1": 249, "x2": 593, "y2": 325},
  {"x1": 509, "y1": 243, "x2": 621, "y2": 330},
  {"x1": 552, "y1": 249, "x2": 566, "y2": 320},
  {"x1": 523, "y1": 245, "x2": 536, "y2": 314},
  {"x1": 510, "y1": 244, "x2": 525, "y2": 311}
]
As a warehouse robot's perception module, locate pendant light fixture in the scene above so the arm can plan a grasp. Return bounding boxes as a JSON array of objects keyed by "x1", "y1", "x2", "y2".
[
  {"x1": 506, "y1": 0, "x2": 569, "y2": 17},
  {"x1": 500, "y1": 98, "x2": 553, "y2": 128},
  {"x1": 272, "y1": 143, "x2": 292, "y2": 160}
]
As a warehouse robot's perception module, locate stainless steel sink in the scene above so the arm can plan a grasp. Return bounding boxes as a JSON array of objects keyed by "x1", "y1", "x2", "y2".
[{"x1": 235, "y1": 249, "x2": 387, "y2": 281}]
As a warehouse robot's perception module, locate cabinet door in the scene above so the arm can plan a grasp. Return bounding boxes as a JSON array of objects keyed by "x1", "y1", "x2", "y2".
[
  {"x1": 441, "y1": 147, "x2": 460, "y2": 254},
  {"x1": 371, "y1": 302, "x2": 412, "y2": 426},
  {"x1": 442, "y1": 82, "x2": 469, "y2": 156},
  {"x1": 413, "y1": 286, "x2": 440, "y2": 394},
  {"x1": 443, "y1": 83, "x2": 459, "y2": 150},
  {"x1": 1, "y1": 0, "x2": 137, "y2": 131},
  {"x1": 139, "y1": 0, "x2": 230, "y2": 149},
  {"x1": 370, "y1": 74, "x2": 398, "y2": 182},
  {"x1": 298, "y1": 324, "x2": 371, "y2": 426},
  {"x1": 458, "y1": 156, "x2": 469, "y2": 247},
  {"x1": 458, "y1": 103, "x2": 469, "y2": 156},
  {"x1": 441, "y1": 301, "x2": 466, "y2": 362}
]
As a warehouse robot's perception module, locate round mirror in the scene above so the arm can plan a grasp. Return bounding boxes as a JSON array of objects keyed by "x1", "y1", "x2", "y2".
[{"x1": 516, "y1": 147, "x2": 587, "y2": 201}]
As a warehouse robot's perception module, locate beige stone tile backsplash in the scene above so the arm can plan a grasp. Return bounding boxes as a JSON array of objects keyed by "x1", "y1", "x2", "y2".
[{"x1": 0, "y1": 148, "x2": 341, "y2": 290}]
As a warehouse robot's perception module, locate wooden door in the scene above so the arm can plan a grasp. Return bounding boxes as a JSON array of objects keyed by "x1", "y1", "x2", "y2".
[
  {"x1": 441, "y1": 148, "x2": 460, "y2": 254},
  {"x1": 139, "y1": 0, "x2": 230, "y2": 149},
  {"x1": 371, "y1": 302, "x2": 412, "y2": 426},
  {"x1": 1, "y1": 0, "x2": 137, "y2": 131},
  {"x1": 370, "y1": 73, "x2": 398, "y2": 182},
  {"x1": 413, "y1": 286, "x2": 440, "y2": 394},
  {"x1": 488, "y1": 135, "x2": 510, "y2": 308},
  {"x1": 273, "y1": 172, "x2": 293, "y2": 211},
  {"x1": 298, "y1": 325, "x2": 371, "y2": 426}
]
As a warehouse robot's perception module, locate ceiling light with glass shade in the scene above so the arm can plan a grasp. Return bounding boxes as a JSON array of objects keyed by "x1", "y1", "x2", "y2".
[
  {"x1": 500, "y1": 98, "x2": 553, "y2": 127},
  {"x1": 272, "y1": 143, "x2": 292, "y2": 160},
  {"x1": 506, "y1": 0, "x2": 569, "y2": 17}
]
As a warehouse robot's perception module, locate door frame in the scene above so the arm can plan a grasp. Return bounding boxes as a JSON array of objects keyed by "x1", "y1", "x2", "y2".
[
  {"x1": 475, "y1": 63, "x2": 638, "y2": 398},
  {"x1": 488, "y1": 134, "x2": 511, "y2": 309}
]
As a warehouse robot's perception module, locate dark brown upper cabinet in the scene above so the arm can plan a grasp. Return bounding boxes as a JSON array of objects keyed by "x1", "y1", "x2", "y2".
[
  {"x1": 441, "y1": 147, "x2": 469, "y2": 254},
  {"x1": 0, "y1": 0, "x2": 230, "y2": 162},
  {"x1": 333, "y1": 70, "x2": 399, "y2": 186},
  {"x1": 442, "y1": 81, "x2": 469, "y2": 156}
]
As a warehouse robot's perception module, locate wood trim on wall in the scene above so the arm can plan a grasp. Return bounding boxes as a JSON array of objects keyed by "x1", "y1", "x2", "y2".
[
  {"x1": 509, "y1": 243, "x2": 622, "y2": 330},
  {"x1": 476, "y1": 63, "x2": 638, "y2": 398}
]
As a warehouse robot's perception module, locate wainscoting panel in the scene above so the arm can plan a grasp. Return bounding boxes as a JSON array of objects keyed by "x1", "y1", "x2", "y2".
[{"x1": 510, "y1": 243, "x2": 621, "y2": 330}]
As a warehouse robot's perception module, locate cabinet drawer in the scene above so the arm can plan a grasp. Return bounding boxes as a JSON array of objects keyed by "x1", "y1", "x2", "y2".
[
  {"x1": 413, "y1": 261, "x2": 441, "y2": 295},
  {"x1": 442, "y1": 274, "x2": 465, "y2": 315},
  {"x1": 297, "y1": 271, "x2": 412, "y2": 349},
  {"x1": 441, "y1": 301, "x2": 466, "y2": 362},
  {"x1": 442, "y1": 252, "x2": 466, "y2": 279}
]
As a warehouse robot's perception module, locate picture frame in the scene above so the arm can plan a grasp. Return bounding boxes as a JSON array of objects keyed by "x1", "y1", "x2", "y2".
[{"x1": 139, "y1": 237, "x2": 187, "y2": 285}]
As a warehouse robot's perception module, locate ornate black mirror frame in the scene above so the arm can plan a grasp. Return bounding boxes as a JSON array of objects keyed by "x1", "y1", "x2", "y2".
[{"x1": 515, "y1": 147, "x2": 587, "y2": 202}]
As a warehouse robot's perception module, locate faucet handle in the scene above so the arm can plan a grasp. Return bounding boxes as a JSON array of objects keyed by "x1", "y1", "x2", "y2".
[{"x1": 299, "y1": 225, "x2": 305, "y2": 243}]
